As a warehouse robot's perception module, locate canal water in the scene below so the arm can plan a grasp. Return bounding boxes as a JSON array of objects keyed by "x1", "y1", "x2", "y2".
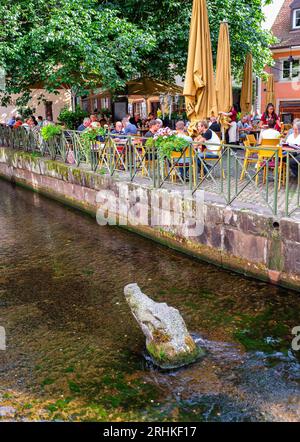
[{"x1": 0, "y1": 179, "x2": 299, "y2": 422}]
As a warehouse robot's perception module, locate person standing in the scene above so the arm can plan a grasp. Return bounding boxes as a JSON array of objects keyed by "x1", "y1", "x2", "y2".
[{"x1": 260, "y1": 103, "x2": 281, "y2": 132}]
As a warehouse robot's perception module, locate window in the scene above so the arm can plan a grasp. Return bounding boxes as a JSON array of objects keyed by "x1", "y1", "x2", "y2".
[
  {"x1": 282, "y1": 59, "x2": 300, "y2": 80},
  {"x1": 293, "y1": 9, "x2": 300, "y2": 28}
]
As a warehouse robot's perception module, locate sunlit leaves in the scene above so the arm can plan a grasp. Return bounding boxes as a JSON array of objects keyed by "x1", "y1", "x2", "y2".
[{"x1": 0, "y1": 0, "x2": 155, "y2": 104}]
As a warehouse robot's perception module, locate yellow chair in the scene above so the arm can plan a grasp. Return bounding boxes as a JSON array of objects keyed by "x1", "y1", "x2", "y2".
[
  {"x1": 240, "y1": 139, "x2": 259, "y2": 180},
  {"x1": 170, "y1": 148, "x2": 194, "y2": 184},
  {"x1": 199, "y1": 144, "x2": 225, "y2": 180},
  {"x1": 255, "y1": 139, "x2": 286, "y2": 189},
  {"x1": 246, "y1": 134, "x2": 257, "y2": 146}
]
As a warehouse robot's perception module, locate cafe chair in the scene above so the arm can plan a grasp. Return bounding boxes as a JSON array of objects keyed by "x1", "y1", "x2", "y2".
[{"x1": 255, "y1": 139, "x2": 286, "y2": 189}]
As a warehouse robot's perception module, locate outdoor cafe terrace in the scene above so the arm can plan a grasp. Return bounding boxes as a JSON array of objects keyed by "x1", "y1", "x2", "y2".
[{"x1": 0, "y1": 125, "x2": 299, "y2": 220}]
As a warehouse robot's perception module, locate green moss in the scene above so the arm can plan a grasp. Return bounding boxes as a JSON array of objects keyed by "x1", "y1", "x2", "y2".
[
  {"x1": 71, "y1": 167, "x2": 83, "y2": 182},
  {"x1": 146, "y1": 340, "x2": 204, "y2": 369},
  {"x1": 46, "y1": 160, "x2": 70, "y2": 180},
  {"x1": 41, "y1": 377, "x2": 55, "y2": 387},
  {"x1": 68, "y1": 380, "x2": 81, "y2": 393},
  {"x1": 233, "y1": 307, "x2": 292, "y2": 352},
  {"x1": 268, "y1": 231, "x2": 284, "y2": 271}
]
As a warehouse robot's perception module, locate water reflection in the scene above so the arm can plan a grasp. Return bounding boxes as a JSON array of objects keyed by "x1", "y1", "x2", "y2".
[{"x1": 0, "y1": 179, "x2": 299, "y2": 421}]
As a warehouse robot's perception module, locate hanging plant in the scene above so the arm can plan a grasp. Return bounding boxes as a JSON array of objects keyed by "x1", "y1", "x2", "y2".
[
  {"x1": 41, "y1": 125, "x2": 62, "y2": 141},
  {"x1": 80, "y1": 126, "x2": 107, "y2": 163},
  {"x1": 145, "y1": 128, "x2": 191, "y2": 161}
]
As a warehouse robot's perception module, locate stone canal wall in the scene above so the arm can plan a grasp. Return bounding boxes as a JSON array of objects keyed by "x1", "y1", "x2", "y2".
[{"x1": 0, "y1": 147, "x2": 299, "y2": 291}]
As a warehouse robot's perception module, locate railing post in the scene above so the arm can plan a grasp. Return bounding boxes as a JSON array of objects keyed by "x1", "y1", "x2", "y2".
[
  {"x1": 273, "y1": 150, "x2": 279, "y2": 216},
  {"x1": 285, "y1": 153, "x2": 290, "y2": 217},
  {"x1": 128, "y1": 136, "x2": 133, "y2": 181},
  {"x1": 189, "y1": 144, "x2": 193, "y2": 191},
  {"x1": 226, "y1": 146, "x2": 231, "y2": 203}
]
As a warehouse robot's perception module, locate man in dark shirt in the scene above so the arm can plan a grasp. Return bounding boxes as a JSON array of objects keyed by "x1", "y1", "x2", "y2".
[
  {"x1": 130, "y1": 114, "x2": 142, "y2": 127},
  {"x1": 144, "y1": 120, "x2": 160, "y2": 138}
]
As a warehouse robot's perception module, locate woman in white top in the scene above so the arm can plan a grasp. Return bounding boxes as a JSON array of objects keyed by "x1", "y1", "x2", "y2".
[
  {"x1": 286, "y1": 119, "x2": 300, "y2": 146},
  {"x1": 259, "y1": 119, "x2": 281, "y2": 144},
  {"x1": 286, "y1": 120, "x2": 300, "y2": 177}
]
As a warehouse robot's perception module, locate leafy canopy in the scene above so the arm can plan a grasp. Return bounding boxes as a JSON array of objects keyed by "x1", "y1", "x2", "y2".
[
  {"x1": 0, "y1": 0, "x2": 275, "y2": 105},
  {"x1": 111, "y1": 0, "x2": 275, "y2": 81},
  {"x1": 0, "y1": 0, "x2": 154, "y2": 105}
]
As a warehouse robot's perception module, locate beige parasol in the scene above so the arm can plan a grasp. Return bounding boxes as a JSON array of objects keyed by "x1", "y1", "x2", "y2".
[
  {"x1": 266, "y1": 74, "x2": 275, "y2": 106},
  {"x1": 240, "y1": 53, "x2": 253, "y2": 114},
  {"x1": 183, "y1": 0, "x2": 218, "y2": 122},
  {"x1": 215, "y1": 21, "x2": 232, "y2": 114}
]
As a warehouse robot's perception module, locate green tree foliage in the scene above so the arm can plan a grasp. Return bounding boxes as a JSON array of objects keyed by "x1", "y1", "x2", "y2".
[
  {"x1": 0, "y1": 0, "x2": 155, "y2": 105},
  {"x1": 111, "y1": 0, "x2": 275, "y2": 81},
  {"x1": 0, "y1": 0, "x2": 275, "y2": 105},
  {"x1": 58, "y1": 106, "x2": 89, "y2": 130}
]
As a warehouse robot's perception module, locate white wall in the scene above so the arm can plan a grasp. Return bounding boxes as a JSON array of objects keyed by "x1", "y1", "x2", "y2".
[
  {"x1": 262, "y1": 0, "x2": 285, "y2": 30},
  {"x1": 0, "y1": 88, "x2": 72, "y2": 123}
]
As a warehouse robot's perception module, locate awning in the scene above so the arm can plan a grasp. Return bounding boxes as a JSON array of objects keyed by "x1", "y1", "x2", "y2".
[{"x1": 126, "y1": 78, "x2": 183, "y2": 97}]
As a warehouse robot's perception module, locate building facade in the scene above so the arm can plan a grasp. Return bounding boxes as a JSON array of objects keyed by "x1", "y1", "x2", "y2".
[
  {"x1": 261, "y1": 0, "x2": 300, "y2": 122},
  {"x1": 0, "y1": 88, "x2": 72, "y2": 124}
]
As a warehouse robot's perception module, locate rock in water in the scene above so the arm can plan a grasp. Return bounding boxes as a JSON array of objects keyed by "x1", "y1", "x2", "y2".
[{"x1": 124, "y1": 283, "x2": 205, "y2": 369}]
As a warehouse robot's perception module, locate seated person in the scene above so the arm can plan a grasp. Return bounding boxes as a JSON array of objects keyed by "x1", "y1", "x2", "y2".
[
  {"x1": 259, "y1": 119, "x2": 281, "y2": 144},
  {"x1": 144, "y1": 120, "x2": 160, "y2": 138},
  {"x1": 77, "y1": 117, "x2": 91, "y2": 132},
  {"x1": 209, "y1": 116, "x2": 221, "y2": 133},
  {"x1": 90, "y1": 114, "x2": 99, "y2": 128},
  {"x1": 130, "y1": 114, "x2": 142, "y2": 128},
  {"x1": 195, "y1": 120, "x2": 221, "y2": 159},
  {"x1": 286, "y1": 120, "x2": 300, "y2": 177},
  {"x1": 122, "y1": 118, "x2": 137, "y2": 136},
  {"x1": 175, "y1": 120, "x2": 193, "y2": 143},
  {"x1": 237, "y1": 116, "x2": 252, "y2": 143},
  {"x1": 13, "y1": 117, "x2": 23, "y2": 129},
  {"x1": 173, "y1": 121, "x2": 193, "y2": 179},
  {"x1": 111, "y1": 121, "x2": 124, "y2": 136}
]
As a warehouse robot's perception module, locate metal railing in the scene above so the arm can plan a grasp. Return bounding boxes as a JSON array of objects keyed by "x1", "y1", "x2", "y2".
[{"x1": 1, "y1": 124, "x2": 299, "y2": 218}]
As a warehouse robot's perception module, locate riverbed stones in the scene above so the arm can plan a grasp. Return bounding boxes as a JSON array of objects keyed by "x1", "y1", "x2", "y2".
[{"x1": 124, "y1": 283, "x2": 204, "y2": 369}]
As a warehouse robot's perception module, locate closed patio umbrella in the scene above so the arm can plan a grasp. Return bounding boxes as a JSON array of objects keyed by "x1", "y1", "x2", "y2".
[
  {"x1": 240, "y1": 53, "x2": 253, "y2": 114},
  {"x1": 266, "y1": 74, "x2": 275, "y2": 106},
  {"x1": 183, "y1": 0, "x2": 218, "y2": 122},
  {"x1": 215, "y1": 21, "x2": 232, "y2": 114}
]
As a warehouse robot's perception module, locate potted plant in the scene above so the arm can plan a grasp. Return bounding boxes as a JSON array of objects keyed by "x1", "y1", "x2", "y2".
[
  {"x1": 41, "y1": 125, "x2": 63, "y2": 160},
  {"x1": 80, "y1": 126, "x2": 107, "y2": 171},
  {"x1": 145, "y1": 127, "x2": 191, "y2": 161}
]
